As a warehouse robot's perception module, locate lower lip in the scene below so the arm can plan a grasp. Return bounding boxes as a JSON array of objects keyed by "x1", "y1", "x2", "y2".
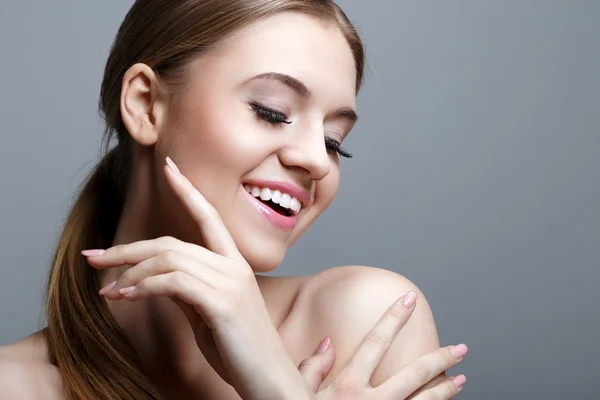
[{"x1": 243, "y1": 189, "x2": 297, "y2": 230}]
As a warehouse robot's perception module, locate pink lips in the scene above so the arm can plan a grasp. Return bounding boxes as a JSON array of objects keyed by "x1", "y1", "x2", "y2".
[{"x1": 244, "y1": 189, "x2": 297, "y2": 230}]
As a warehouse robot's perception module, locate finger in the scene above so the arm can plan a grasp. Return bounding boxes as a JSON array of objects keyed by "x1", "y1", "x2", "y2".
[
  {"x1": 118, "y1": 270, "x2": 222, "y2": 324},
  {"x1": 376, "y1": 344, "x2": 468, "y2": 398},
  {"x1": 101, "y1": 251, "x2": 222, "y2": 300},
  {"x1": 407, "y1": 374, "x2": 466, "y2": 400},
  {"x1": 164, "y1": 157, "x2": 243, "y2": 260},
  {"x1": 344, "y1": 291, "x2": 418, "y2": 385},
  {"x1": 85, "y1": 236, "x2": 220, "y2": 269},
  {"x1": 297, "y1": 337, "x2": 336, "y2": 392}
]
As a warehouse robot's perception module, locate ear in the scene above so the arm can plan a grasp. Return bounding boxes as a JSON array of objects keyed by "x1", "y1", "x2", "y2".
[{"x1": 120, "y1": 63, "x2": 169, "y2": 146}]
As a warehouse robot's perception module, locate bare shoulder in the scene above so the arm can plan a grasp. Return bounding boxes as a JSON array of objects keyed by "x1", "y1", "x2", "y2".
[
  {"x1": 297, "y1": 265, "x2": 441, "y2": 387},
  {"x1": 0, "y1": 333, "x2": 65, "y2": 399}
]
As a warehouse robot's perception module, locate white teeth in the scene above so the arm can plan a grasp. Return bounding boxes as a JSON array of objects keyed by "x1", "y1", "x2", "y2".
[
  {"x1": 290, "y1": 198, "x2": 300, "y2": 213},
  {"x1": 250, "y1": 186, "x2": 261, "y2": 197},
  {"x1": 259, "y1": 188, "x2": 272, "y2": 201},
  {"x1": 243, "y1": 184, "x2": 302, "y2": 214},
  {"x1": 280, "y1": 193, "x2": 291, "y2": 208},
  {"x1": 271, "y1": 190, "x2": 282, "y2": 203}
]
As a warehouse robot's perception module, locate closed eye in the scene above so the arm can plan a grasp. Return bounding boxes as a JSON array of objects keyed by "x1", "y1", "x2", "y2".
[
  {"x1": 250, "y1": 102, "x2": 291, "y2": 125},
  {"x1": 325, "y1": 137, "x2": 352, "y2": 158}
]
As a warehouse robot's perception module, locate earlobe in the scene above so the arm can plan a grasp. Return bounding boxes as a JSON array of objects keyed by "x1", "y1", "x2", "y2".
[{"x1": 120, "y1": 63, "x2": 167, "y2": 146}]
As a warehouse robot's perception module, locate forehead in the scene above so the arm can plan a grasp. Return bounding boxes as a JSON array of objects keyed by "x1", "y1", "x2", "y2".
[{"x1": 188, "y1": 12, "x2": 357, "y2": 107}]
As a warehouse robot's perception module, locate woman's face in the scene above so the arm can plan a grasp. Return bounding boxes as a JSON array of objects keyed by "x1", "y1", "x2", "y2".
[{"x1": 154, "y1": 12, "x2": 358, "y2": 272}]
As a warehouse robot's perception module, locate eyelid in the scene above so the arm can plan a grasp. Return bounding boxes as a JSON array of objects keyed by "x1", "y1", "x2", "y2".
[{"x1": 246, "y1": 94, "x2": 291, "y2": 114}]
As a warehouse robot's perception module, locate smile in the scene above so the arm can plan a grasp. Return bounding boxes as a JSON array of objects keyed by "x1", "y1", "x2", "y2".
[
  {"x1": 242, "y1": 183, "x2": 304, "y2": 230},
  {"x1": 243, "y1": 184, "x2": 302, "y2": 215}
]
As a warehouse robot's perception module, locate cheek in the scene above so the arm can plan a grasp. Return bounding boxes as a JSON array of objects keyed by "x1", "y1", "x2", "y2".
[
  {"x1": 315, "y1": 169, "x2": 340, "y2": 210},
  {"x1": 289, "y1": 168, "x2": 340, "y2": 245},
  {"x1": 160, "y1": 99, "x2": 270, "y2": 183}
]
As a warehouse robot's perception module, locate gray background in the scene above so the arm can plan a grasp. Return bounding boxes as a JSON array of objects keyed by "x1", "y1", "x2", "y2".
[{"x1": 1, "y1": 1, "x2": 598, "y2": 399}]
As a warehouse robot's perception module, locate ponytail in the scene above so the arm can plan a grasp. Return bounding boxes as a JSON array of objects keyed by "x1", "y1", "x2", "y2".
[{"x1": 44, "y1": 146, "x2": 165, "y2": 399}]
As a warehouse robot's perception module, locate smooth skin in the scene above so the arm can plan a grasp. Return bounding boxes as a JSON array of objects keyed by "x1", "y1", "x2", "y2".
[{"x1": 0, "y1": 12, "x2": 467, "y2": 399}]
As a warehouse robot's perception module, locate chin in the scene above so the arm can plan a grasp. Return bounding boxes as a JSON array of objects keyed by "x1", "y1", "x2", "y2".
[{"x1": 236, "y1": 237, "x2": 287, "y2": 273}]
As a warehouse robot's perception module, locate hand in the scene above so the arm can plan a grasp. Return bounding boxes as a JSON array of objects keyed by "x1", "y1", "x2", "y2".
[
  {"x1": 85, "y1": 157, "x2": 309, "y2": 400},
  {"x1": 308, "y1": 293, "x2": 468, "y2": 399}
]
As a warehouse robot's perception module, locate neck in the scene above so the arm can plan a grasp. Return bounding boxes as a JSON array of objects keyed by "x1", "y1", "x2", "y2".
[{"x1": 99, "y1": 146, "x2": 208, "y2": 396}]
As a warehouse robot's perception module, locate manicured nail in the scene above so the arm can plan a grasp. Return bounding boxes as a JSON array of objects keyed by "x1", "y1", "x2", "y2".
[
  {"x1": 98, "y1": 281, "x2": 117, "y2": 295},
  {"x1": 401, "y1": 291, "x2": 417, "y2": 308},
  {"x1": 316, "y1": 336, "x2": 331, "y2": 354},
  {"x1": 452, "y1": 374, "x2": 466, "y2": 388},
  {"x1": 119, "y1": 286, "x2": 136, "y2": 296},
  {"x1": 82, "y1": 249, "x2": 105, "y2": 257},
  {"x1": 450, "y1": 344, "x2": 468, "y2": 359},
  {"x1": 166, "y1": 157, "x2": 180, "y2": 174}
]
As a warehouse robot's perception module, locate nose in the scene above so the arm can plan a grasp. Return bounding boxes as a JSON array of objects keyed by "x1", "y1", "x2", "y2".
[{"x1": 277, "y1": 129, "x2": 331, "y2": 181}]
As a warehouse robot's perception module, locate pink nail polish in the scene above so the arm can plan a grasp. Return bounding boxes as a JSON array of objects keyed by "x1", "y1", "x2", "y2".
[
  {"x1": 452, "y1": 374, "x2": 466, "y2": 388},
  {"x1": 119, "y1": 286, "x2": 136, "y2": 296},
  {"x1": 166, "y1": 157, "x2": 180, "y2": 174},
  {"x1": 450, "y1": 344, "x2": 468, "y2": 359},
  {"x1": 401, "y1": 291, "x2": 417, "y2": 308},
  {"x1": 98, "y1": 281, "x2": 117, "y2": 295},
  {"x1": 316, "y1": 336, "x2": 331, "y2": 354},
  {"x1": 82, "y1": 249, "x2": 105, "y2": 257}
]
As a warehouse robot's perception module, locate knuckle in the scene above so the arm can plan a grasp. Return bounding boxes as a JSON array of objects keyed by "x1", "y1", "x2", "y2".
[
  {"x1": 118, "y1": 270, "x2": 130, "y2": 282},
  {"x1": 387, "y1": 301, "x2": 406, "y2": 320},
  {"x1": 442, "y1": 346, "x2": 459, "y2": 365},
  {"x1": 332, "y1": 375, "x2": 363, "y2": 398},
  {"x1": 158, "y1": 236, "x2": 177, "y2": 248},
  {"x1": 445, "y1": 378, "x2": 460, "y2": 395},
  {"x1": 114, "y1": 244, "x2": 127, "y2": 255},
  {"x1": 161, "y1": 249, "x2": 179, "y2": 264},
  {"x1": 168, "y1": 270, "x2": 187, "y2": 287},
  {"x1": 428, "y1": 380, "x2": 458, "y2": 400},
  {"x1": 297, "y1": 357, "x2": 315, "y2": 370},
  {"x1": 411, "y1": 360, "x2": 428, "y2": 379},
  {"x1": 364, "y1": 331, "x2": 388, "y2": 349}
]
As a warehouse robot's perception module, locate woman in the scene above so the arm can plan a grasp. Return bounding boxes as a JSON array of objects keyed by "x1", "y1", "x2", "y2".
[{"x1": 0, "y1": 0, "x2": 468, "y2": 399}]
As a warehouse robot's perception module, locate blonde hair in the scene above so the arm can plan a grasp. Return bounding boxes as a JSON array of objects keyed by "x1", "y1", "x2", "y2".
[{"x1": 45, "y1": 1, "x2": 365, "y2": 398}]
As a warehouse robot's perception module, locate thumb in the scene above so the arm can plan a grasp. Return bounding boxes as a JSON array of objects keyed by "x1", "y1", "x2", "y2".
[{"x1": 297, "y1": 336, "x2": 336, "y2": 393}]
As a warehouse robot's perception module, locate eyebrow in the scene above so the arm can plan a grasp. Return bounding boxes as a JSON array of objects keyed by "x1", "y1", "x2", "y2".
[{"x1": 243, "y1": 72, "x2": 359, "y2": 123}]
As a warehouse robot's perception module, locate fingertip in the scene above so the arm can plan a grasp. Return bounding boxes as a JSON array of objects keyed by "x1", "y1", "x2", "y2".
[
  {"x1": 450, "y1": 343, "x2": 468, "y2": 359},
  {"x1": 452, "y1": 374, "x2": 466, "y2": 389},
  {"x1": 82, "y1": 249, "x2": 106, "y2": 257},
  {"x1": 165, "y1": 156, "x2": 180, "y2": 174},
  {"x1": 399, "y1": 290, "x2": 418, "y2": 308},
  {"x1": 316, "y1": 336, "x2": 331, "y2": 354}
]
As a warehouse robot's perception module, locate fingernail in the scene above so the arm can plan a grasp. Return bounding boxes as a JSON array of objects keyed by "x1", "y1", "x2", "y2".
[
  {"x1": 166, "y1": 157, "x2": 180, "y2": 174},
  {"x1": 119, "y1": 286, "x2": 136, "y2": 296},
  {"x1": 316, "y1": 336, "x2": 331, "y2": 354},
  {"x1": 82, "y1": 249, "x2": 105, "y2": 257},
  {"x1": 450, "y1": 344, "x2": 468, "y2": 359},
  {"x1": 452, "y1": 374, "x2": 466, "y2": 388},
  {"x1": 401, "y1": 291, "x2": 417, "y2": 308},
  {"x1": 98, "y1": 281, "x2": 117, "y2": 295}
]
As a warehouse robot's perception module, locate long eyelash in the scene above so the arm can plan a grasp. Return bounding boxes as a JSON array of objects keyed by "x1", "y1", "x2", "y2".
[
  {"x1": 250, "y1": 102, "x2": 291, "y2": 125},
  {"x1": 325, "y1": 137, "x2": 353, "y2": 158}
]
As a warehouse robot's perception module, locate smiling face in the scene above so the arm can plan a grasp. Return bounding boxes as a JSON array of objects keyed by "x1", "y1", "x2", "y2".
[{"x1": 150, "y1": 12, "x2": 358, "y2": 271}]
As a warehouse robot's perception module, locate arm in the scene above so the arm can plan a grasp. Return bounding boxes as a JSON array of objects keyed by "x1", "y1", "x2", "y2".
[{"x1": 303, "y1": 265, "x2": 441, "y2": 388}]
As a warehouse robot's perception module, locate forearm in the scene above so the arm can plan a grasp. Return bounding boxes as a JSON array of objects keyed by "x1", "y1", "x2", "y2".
[{"x1": 231, "y1": 341, "x2": 313, "y2": 400}]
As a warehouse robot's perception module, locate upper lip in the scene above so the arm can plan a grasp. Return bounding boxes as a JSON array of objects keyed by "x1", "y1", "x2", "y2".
[{"x1": 243, "y1": 179, "x2": 311, "y2": 208}]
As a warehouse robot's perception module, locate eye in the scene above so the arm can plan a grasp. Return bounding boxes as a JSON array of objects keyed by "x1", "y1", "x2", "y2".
[
  {"x1": 325, "y1": 137, "x2": 353, "y2": 158},
  {"x1": 250, "y1": 102, "x2": 291, "y2": 125}
]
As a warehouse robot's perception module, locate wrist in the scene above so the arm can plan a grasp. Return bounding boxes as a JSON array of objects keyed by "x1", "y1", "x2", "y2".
[
  {"x1": 269, "y1": 357, "x2": 315, "y2": 400},
  {"x1": 273, "y1": 369, "x2": 314, "y2": 400}
]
